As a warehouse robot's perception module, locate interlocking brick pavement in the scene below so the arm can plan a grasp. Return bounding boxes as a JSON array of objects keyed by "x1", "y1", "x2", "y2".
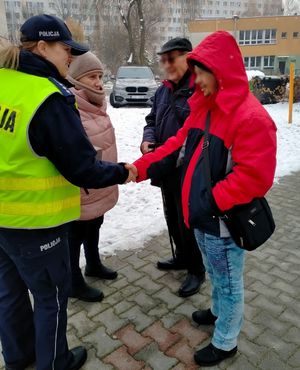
[{"x1": 1, "y1": 172, "x2": 300, "y2": 369}]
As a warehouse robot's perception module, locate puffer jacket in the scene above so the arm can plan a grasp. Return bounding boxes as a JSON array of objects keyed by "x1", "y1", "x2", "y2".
[
  {"x1": 133, "y1": 31, "x2": 277, "y2": 237},
  {"x1": 71, "y1": 88, "x2": 119, "y2": 220}
]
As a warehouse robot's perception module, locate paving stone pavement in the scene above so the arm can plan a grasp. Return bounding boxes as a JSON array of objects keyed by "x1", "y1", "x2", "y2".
[{"x1": 1, "y1": 172, "x2": 300, "y2": 370}]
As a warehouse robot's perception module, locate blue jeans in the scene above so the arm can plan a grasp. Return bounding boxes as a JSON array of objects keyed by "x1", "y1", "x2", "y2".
[{"x1": 194, "y1": 229, "x2": 245, "y2": 351}]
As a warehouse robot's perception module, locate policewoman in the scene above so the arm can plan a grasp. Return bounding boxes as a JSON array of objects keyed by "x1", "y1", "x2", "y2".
[{"x1": 0, "y1": 15, "x2": 130, "y2": 370}]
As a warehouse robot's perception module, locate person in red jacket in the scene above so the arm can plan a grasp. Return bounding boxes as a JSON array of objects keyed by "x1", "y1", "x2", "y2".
[{"x1": 127, "y1": 31, "x2": 277, "y2": 366}]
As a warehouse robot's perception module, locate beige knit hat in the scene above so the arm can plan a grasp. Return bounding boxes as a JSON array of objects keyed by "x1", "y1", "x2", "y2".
[{"x1": 68, "y1": 51, "x2": 104, "y2": 80}]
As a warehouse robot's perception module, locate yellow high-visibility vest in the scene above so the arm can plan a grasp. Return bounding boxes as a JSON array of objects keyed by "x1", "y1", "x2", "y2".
[{"x1": 0, "y1": 68, "x2": 80, "y2": 229}]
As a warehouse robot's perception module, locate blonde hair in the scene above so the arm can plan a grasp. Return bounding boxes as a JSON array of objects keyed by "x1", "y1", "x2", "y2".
[{"x1": 0, "y1": 39, "x2": 38, "y2": 70}]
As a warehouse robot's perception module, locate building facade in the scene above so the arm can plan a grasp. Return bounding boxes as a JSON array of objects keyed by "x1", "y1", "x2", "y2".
[
  {"x1": 0, "y1": 0, "x2": 8, "y2": 39},
  {"x1": 188, "y1": 15, "x2": 300, "y2": 75},
  {"x1": 3, "y1": 0, "x2": 284, "y2": 44}
]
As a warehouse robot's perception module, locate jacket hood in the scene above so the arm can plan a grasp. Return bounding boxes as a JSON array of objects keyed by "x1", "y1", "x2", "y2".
[{"x1": 187, "y1": 31, "x2": 249, "y2": 114}]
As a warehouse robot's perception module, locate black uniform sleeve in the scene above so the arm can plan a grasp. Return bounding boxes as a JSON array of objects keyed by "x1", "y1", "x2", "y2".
[{"x1": 28, "y1": 93, "x2": 129, "y2": 188}]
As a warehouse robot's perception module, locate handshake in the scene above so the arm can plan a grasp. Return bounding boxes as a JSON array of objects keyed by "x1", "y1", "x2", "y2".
[{"x1": 124, "y1": 163, "x2": 138, "y2": 183}]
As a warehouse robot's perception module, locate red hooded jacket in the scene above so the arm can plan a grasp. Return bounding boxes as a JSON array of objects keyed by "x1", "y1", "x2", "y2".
[{"x1": 134, "y1": 31, "x2": 277, "y2": 236}]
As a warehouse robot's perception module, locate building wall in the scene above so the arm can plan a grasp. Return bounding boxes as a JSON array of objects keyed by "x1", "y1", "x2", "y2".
[
  {"x1": 188, "y1": 15, "x2": 300, "y2": 75},
  {"x1": 0, "y1": 0, "x2": 8, "y2": 38}
]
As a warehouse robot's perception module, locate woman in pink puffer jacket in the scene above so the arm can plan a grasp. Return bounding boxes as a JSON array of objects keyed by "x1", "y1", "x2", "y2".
[{"x1": 67, "y1": 52, "x2": 118, "y2": 302}]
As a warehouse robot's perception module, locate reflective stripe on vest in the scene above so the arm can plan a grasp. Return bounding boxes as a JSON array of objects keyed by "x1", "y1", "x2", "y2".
[{"x1": 0, "y1": 69, "x2": 80, "y2": 229}]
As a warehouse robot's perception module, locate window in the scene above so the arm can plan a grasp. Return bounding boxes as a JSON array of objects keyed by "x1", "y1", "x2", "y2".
[
  {"x1": 293, "y1": 32, "x2": 299, "y2": 38},
  {"x1": 264, "y1": 56, "x2": 275, "y2": 69},
  {"x1": 281, "y1": 32, "x2": 287, "y2": 38},
  {"x1": 239, "y1": 29, "x2": 276, "y2": 45},
  {"x1": 257, "y1": 29, "x2": 263, "y2": 44},
  {"x1": 223, "y1": 1, "x2": 227, "y2": 5},
  {"x1": 244, "y1": 56, "x2": 262, "y2": 69}
]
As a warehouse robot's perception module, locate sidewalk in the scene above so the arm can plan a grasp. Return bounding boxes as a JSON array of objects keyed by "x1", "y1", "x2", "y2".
[{"x1": 1, "y1": 171, "x2": 300, "y2": 370}]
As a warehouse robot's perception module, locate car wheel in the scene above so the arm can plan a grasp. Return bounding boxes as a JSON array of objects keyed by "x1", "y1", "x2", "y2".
[{"x1": 110, "y1": 93, "x2": 121, "y2": 108}]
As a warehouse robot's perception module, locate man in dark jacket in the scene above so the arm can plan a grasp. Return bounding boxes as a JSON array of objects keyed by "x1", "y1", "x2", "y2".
[{"x1": 141, "y1": 38, "x2": 205, "y2": 297}]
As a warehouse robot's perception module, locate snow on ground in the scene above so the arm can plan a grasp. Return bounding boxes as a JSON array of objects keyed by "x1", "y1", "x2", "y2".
[
  {"x1": 266, "y1": 102, "x2": 300, "y2": 179},
  {"x1": 97, "y1": 100, "x2": 300, "y2": 255},
  {"x1": 99, "y1": 103, "x2": 165, "y2": 255}
]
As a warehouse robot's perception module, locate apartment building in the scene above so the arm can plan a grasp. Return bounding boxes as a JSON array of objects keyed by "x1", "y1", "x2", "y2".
[
  {"x1": 2, "y1": 0, "x2": 284, "y2": 50},
  {"x1": 153, "y1": 0, "x2": 283, "y2": 45},
  {"x1": 188, "y1": 15, "x2": 300, "y2": 75},
  {"x1": 0, "y1": 0, "x2": 8, "y2": 39}
]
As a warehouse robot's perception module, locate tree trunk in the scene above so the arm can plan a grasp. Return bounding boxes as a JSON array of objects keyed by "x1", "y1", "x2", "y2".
[
  {"x1": 137, "y1": 0, "x2": 145, "y2": 65},
  {"x1": 118, "y1": 0, "x2": 139, "y2": 64}
]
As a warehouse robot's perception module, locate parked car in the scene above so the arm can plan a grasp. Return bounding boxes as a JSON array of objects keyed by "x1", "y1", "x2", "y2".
[
  {"x1": 110, "y1": 66, "x2": 158, "y2": 108},
  {"x1": 251, "y1": 75, "x2": 288, "y2": 104}
]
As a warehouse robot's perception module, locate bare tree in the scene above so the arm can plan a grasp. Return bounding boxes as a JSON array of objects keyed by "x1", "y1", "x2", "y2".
[
  {"x1": 117, "y1": 0, "x2": 138, "y2": 63},
  {"x1": 53, "y1": 0, "x2": 94, "y2": 22},
  {"x1": 87, "y1": 0, "x2": 129, "y2": 74},
  {"x1": 117, "y1": 0, "x2": 165, "y2": 65},
  {"x1": 65, "y1": 17, "x2": 85, "y2": 42},
  {"x1": 283, "y1": 0, "x2": 300, "y2": 15},
  {"x1": 242, "y1": 0, "x2": 261, "y2": 16},
  {"x1": 263, "y1": 0, "x2": 283, "y2": 16}
]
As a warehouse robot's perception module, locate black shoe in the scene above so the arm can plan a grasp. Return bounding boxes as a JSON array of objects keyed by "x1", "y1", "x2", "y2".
[
  {"x1": 5, "y1": 354, "x2": 35, "y2": 370},
  {"x1": 192, "y1": 308, "x2": 217, "y2": 326},
  {"x1": 69, "y1": 282, "x2": 104, "y2": 302},
  {"x1": 66, "y1": 346, "x2": 87, "y2": 370},
  {"x1": 85, "y1": 264, "x2": 118, "y2": 280},
  {"x1": 178, "y1": 273, "x2": 205, "y2": 297},
  {"x1": 157, "y1": 257, "x2": 187, "y2": 271},
  {"x1": 194, "y1": 343, "x2": 237, "y2": 367}
]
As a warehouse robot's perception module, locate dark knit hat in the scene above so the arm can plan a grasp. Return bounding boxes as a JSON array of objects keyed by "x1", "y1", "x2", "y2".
[{"x1": 157, "y1": 37, "x2": 192, "y2": 55}]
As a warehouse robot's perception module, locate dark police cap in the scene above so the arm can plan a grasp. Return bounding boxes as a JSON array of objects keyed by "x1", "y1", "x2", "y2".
[
  {"x1": 157, "y1": 37, "x2": 193, "y2": 55},
  {"x1": 20, "y1": 14, "x2": 89, "y2": 55}
]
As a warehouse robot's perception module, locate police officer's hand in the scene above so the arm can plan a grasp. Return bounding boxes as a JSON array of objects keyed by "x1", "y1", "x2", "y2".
[{"x1": 140, "y1": 141, "x2": 155, "y2": 154}]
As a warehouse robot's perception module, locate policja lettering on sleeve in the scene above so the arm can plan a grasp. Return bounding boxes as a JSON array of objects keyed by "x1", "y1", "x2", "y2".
[{"x1": 0, "y1": 104, "x2": 18, "y2": 134}]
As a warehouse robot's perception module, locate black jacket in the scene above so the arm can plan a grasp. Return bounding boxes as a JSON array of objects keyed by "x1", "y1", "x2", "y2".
[
  {"x1": 18, "y1": 50, "x2": 128, "y2": 189},
  {"x1": 142, "y1": 70, "x2": 194, "y2": 186},
  {"x1": 143, "y1": 70, "x2": 194, "y2": 145}
]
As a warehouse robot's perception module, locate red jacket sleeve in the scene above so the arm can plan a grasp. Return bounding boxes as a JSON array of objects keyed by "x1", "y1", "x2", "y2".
[
  {"x1": 212, "y1": 113, "x2": 277, "y2": 212},
  {"x1": 133, "y1": 118, "x2": 191, "y2": 182}
]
